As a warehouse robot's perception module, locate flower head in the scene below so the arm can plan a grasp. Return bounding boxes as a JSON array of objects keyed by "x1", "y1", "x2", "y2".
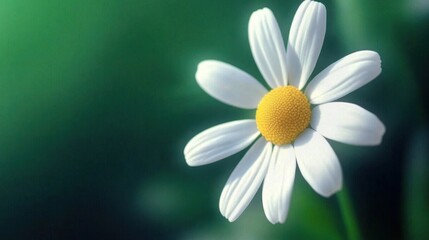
[{"x1": 184, "y1": 0, "x2": 385, "y2": 224}]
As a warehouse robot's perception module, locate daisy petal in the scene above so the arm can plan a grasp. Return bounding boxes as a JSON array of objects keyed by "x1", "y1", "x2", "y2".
[
  {"x1": 196, "y1": 60, "x2": 268, "y2": 109},
  {"x1": 219, "y1": 137, "x2": 272, "y2": 222},
  {"x1": 249, "y1": 8, "x2": 288, "y2": 88},
  {"x1": 305, "y1": 51, "x2": 382, "y2": 104},
  {"x1": 294, "y1": 129, "x2": 342, "y2": 197},
  {"x1": 311, "y1": 102, "x2": 386, "y2": 146},
  {"x1": 184, "y1": 120, "x2": 260, "y2": 166},
  {"x1": 262, "y1": 144, "x2": 296, "y2": 224},
  {"x1": 286, "y1": 0, "x2": 326, "y2": 89}
]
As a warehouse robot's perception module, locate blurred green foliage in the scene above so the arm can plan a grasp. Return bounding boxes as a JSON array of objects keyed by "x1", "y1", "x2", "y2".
[
  {"x1": 404, "y1": 127, "x2": 429, "y2": 239},
  {"x1": 0, "y1": 0, "x2": 427, "y2": 239}
]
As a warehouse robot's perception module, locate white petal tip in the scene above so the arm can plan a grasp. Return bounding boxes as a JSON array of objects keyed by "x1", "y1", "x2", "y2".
[
  {"x1": 250, "y1": 7, "x2": 273, "y2": 18},
  {"x1": 220, "y1": 210, "x2": 238, "y2": 222},
  {"x1": 184, "y1": 157, "x2": 198, "y2": 167},
  {"x1": 319, "y1": 184, "x2": 342, "y2": 198},
  {"x1": 195, "y1": 60, "x2": 267, "y2": 109},
  {"x1": 184, "y1": 154, "x2": 205, "y2": 167},
  {"x1": 183, "y1": 145, "x2": 203, "y2": 167},
  {"x1": 267, "y1": 217, "x2": 285, "y2": 224},
  {"x1": 195, "y1": 61, "x2": 209, "y2": 80},
  {"x1": 360, "y1": 114, "x2": 386, "y2": 146}
]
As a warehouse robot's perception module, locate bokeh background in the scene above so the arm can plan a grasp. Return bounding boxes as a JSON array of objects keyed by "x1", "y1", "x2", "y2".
[{"x1": 0, "y1": 0, "x2": 428, "y2": 239}]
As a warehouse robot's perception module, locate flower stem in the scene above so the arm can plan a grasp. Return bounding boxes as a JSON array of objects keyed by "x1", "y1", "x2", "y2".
[{"x1": 337, "y1": 185, "x2": 361, "y2": 240}]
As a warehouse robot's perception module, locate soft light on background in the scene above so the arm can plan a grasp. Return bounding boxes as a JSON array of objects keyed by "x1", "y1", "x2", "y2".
[{"x1": 0, "y1": 0, "x2": 427, "y2": 239}]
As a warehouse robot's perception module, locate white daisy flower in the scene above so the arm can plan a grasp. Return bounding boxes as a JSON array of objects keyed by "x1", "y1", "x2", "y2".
[{"x1": 184, "y1": 0, "x2": 385, "y2": 224}]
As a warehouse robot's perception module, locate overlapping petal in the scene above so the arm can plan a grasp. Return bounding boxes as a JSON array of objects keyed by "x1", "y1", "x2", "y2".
[
  {"x1": 196, "y1": 60, "x2": 268, "y2": 109},
  {"x1": 311, "y1": 102, "x2": 386, "y2": 146},
  {"x1": 262, "y1": 144, "x2": 296, "y2": 224},
  {"x1": 220, "y1": 137, "x2": 272, "y2": 222},
  {"x1": 294, "y1": 129, "x2": 342, "y2": 197},
  {"x1": 305, "y1": 51, "x2": 382, "y2": 104},
  {"x1": 249, "y1": 8, "x2": 288, "y2": 88},
  {"x1": 184, "y1": 120, "x2": 260, "y2": 166},
  {"x1": 286, "y1": 0, "x2": 326, "y2": 89}
]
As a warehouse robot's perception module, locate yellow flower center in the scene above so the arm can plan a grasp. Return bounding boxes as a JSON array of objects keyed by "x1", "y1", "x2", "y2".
[{"x1": 256, "y1": 86, "x2": 311, "y2": 145}]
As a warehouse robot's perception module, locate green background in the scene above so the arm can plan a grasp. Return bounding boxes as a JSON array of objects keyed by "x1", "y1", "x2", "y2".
[{"x1": 0, "y1": 0, "x2": 428, "y2": 239}]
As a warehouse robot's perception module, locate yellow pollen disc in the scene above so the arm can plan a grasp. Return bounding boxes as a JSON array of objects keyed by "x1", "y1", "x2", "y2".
[{"x1": 256, "y1": 86, "x2": 311, "y2": 145}]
